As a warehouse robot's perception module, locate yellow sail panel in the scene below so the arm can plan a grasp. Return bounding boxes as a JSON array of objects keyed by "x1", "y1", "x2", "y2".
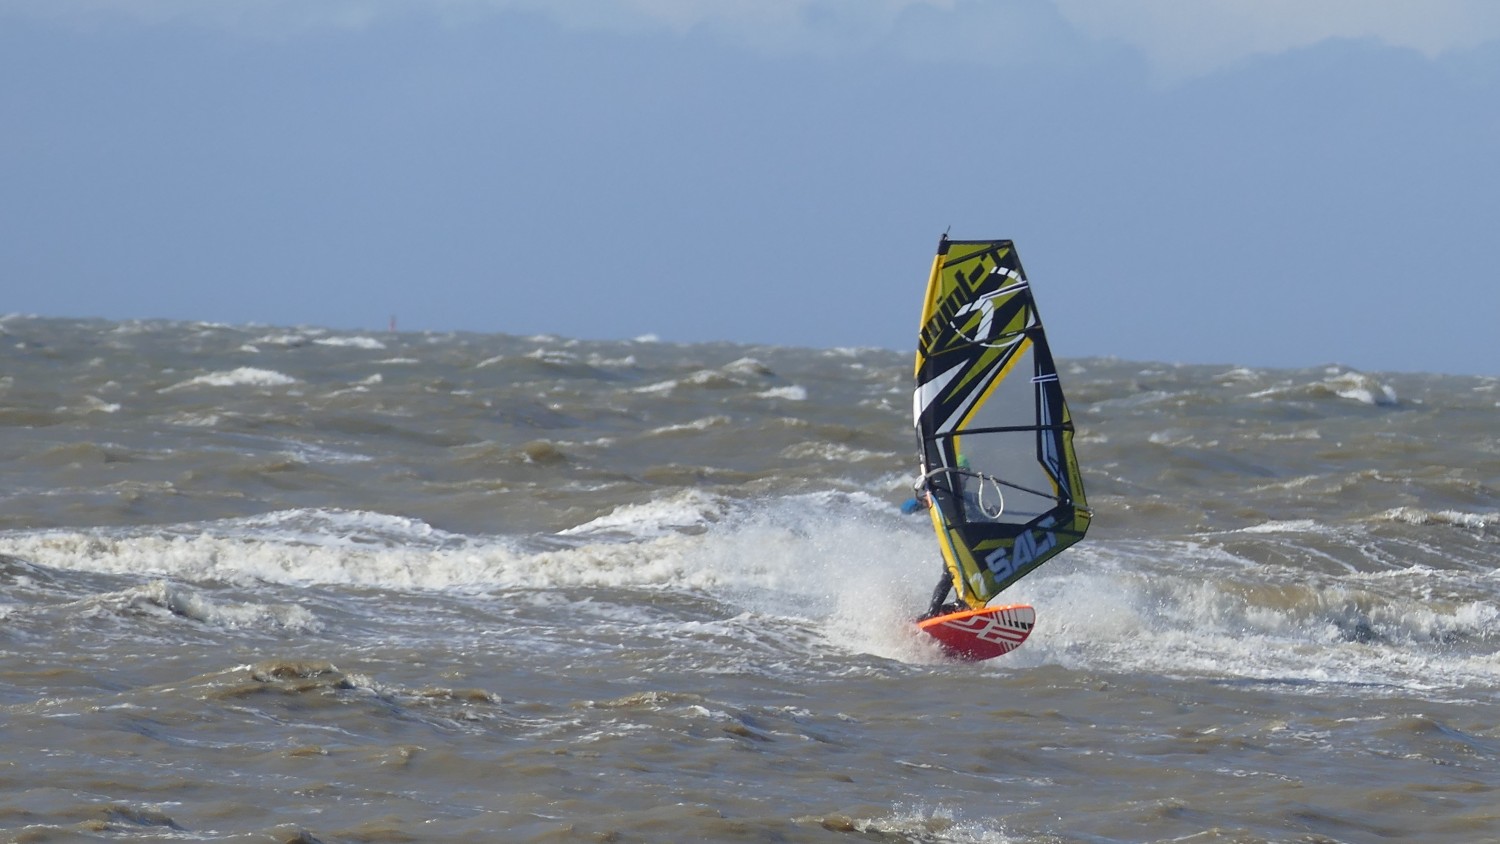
[{"x1": 914, "y1": 252, "x2": 947, "y2": 378}]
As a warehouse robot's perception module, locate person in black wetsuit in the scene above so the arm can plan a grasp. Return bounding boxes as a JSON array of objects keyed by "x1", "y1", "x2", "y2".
[
  {"x1": 899, "y1": 490, "x2": 965, "y2": 620},
  {"x1": 923, "y1": 572, "x2": 963, "y2": 620}
]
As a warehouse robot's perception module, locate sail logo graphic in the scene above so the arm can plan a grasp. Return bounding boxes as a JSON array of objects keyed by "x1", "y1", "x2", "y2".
[
  {"x1": 950, "y1": 277, "x2": 1029, "y2": 346},
  {"x1": 918, "y1": 258, "x2": 1025, "y2": 354},
  {"x1": 941, "y1": 615, "x2": 1028, "y2": 649},
  {"x1": 983, "y1": 516, "x2": 1058, "y2": 580}
]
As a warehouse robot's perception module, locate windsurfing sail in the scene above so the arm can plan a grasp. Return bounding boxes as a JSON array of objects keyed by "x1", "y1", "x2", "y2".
[{"x1": 912, "y1": 235, "x2": 1091, "y2": 609}]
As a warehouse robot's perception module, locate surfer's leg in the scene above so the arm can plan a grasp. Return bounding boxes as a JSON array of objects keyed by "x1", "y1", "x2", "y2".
[{"x1": 924, "y1": 570, "x2": 953, "y2": 619}]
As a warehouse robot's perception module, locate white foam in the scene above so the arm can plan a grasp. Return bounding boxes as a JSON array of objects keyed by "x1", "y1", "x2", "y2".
[
  {"x1": 723, "y1": 357, "x2": 773, "y2": 377},
  {"x1": 1255, "y1": 428, "x2": 1321, "y2": 441},
  {"x1": 587, "y1": 353, "x2": 637, "y2": 368},
  {"x1": 1246, "y1": 369, "x2": 1399, "y2": 406},
  {"x1": 80, "y1": 395, "x2": 120, "y2": 414},
  {"x1": 252, "y1": 333, "x2": 310, "y2": 347},
  {"x1": 632, "y1": 368, "x2": 741, "y2": 394},
  {"x1": 1322, "y1": 371, "x2": 1398, "y2": 405},
  {"x1": 525, "y1": 348, "x2": 578, "y2": 364},
  {"x1": 0, "y1": 495, "x2": 932, "y2": 659},
  {"x1": 1014, "y1": 539, "x2": 1500, "y2": 692},
  {"x1": 632, "y1": 379, "x2": 676, "y2": 394},
  {"x1": 1382, "y1": 507, "x2": 1499, "y2": 530},
  {"x1": 843, "y1": 805, "x2": 1014, "y2": 843},
  {"x1": 646, "y1": 416, "x2": 731, "y2": 436},
  {"x1": 314, "y1": 336, "x2": 386, "y2": 350},
  {"x1": 558, "y1": 489, "x2": 727, "y2": 540},
  {"x1": 4, "y1": 522, "x2": 481, "y2": 593},
  {"x1": 1232, "y1": 519, "x2": 1325, "y2": 534},
  {"x1": 163, "y1": 412, "x2": 223, "y2": 427},
  {"x1": 6, "y1": 492, "x2": 1496, "y2": 693},
  {"x1": 1213, "y1": 367, "x2": 1263, "y2": 384},
  {"x1": 756, "y1": 385, "x2": 807, "y2": 401},
  {"x1": 278, "y1": 441, "x2": 373, "y2": 464},
  {"x1": 779, "y1": 442, "x2": 891, "y2": 463},
  {"x1": 77, "y1": 581, "x2": 323, "y2": 632},
  {"x1": 159, "y1": 367, "x2": 299, "y2": 392},
  {"x1": 1147, "y1": 429, "x2": 1199, "y2": 446}
]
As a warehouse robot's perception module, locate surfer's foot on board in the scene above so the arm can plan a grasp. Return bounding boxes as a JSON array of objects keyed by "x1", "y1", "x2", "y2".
[{"x1": 918, "y1": 602, "x2": 964, "y2": 622}]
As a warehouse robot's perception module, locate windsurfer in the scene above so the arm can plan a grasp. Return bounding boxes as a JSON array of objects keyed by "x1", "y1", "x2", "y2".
[
  {"x1": 899, "y1": 491, "x2": 965, "y2": 619},
  {"x1": 923, "y1": 572, "x2": 963, "y2": 620}
]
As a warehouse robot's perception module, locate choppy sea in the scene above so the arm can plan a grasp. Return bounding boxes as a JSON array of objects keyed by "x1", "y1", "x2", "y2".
[{"x1": 2, "y1": 314, "x2": 1498, "y2": 843}]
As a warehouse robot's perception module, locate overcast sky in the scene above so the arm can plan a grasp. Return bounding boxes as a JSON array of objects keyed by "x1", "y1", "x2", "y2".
[{"x1": 3, "y1": 1, "x2": 1497, "y2": 375}]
